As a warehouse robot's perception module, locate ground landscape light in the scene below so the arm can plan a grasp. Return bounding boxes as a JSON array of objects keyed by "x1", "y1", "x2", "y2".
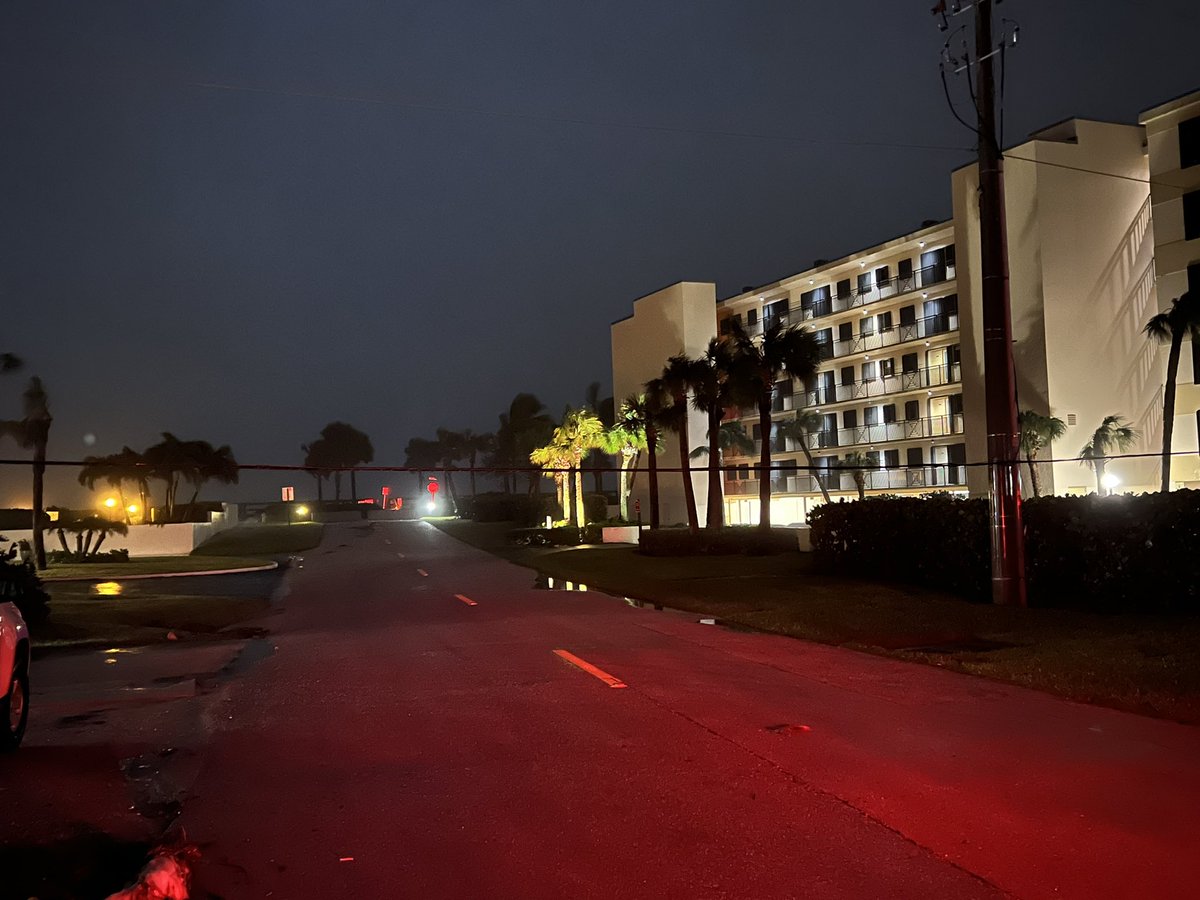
[
  {"x1": 296, "y1": 505, "x2": 309, "y2": 516},
  {"x1": 1101, "y1": 473, "x2": 1121, "y2": 491},
  {"x1": 103, "y1": 497, "x2": 116, "y2": 508}
]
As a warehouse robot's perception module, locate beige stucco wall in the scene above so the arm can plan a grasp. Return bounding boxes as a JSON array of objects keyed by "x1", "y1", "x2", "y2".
[
  {"x1": 1141, "y1": 91, "x2": 1200, "y2": 487},
  {"x1": 953, "y1": 119, "x2": 1159, "y2": 497},
  {"x1": 611, "y1": 282, "x2": 716, "y2": 526}
]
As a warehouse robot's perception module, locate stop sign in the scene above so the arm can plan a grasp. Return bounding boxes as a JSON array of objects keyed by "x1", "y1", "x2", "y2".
[{"x1": 427, "y1": 481, "x2": 439, "y2": 496}]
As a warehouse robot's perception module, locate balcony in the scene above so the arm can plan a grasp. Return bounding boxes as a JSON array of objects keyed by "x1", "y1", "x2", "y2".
[
  {"x1": 820, "y1": 310, "x2": 959, "y2": 361},
  {"x1": 738, "y1": 414, "x2": 965, "y2": 456},
  {"x1": 728, "y1": 261, "x2": 957, "y2": 335},
  {"x1": 800, "y1": 362, "x2": 962, "y2": 407},
  {"x1": 724, "y1": 464, "x2": 967, "y2": 496}
]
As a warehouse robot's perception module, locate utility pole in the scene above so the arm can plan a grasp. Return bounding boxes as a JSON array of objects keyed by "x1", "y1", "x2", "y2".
[{"x1": 936, "y1": 0, "x2": 1026, "y2": 606}]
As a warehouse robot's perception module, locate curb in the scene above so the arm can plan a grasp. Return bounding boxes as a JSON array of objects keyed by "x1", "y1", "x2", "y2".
[{"x1": 41, "y1": 561, "x2": 280, "y2": 583}]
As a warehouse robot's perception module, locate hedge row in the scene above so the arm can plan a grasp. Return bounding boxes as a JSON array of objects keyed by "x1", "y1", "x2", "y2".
[
  {"x1": 808, "y1": 490, "x2": 1200, "y2": 612},
  {"x1": 638, "y1": 527, "x2": 798, "y2": 557},
  {"x1": 463, "y1": 492, "x2": 609, "y2": 525}
]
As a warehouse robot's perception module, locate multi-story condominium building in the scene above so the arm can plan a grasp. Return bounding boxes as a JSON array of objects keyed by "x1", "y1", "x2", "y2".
[
  {"x1": 612, "y1": 97, "x2": 1195, "y2": 527},
  {"x1": 1141, "y1": 89, "x2": 1200, "y2": 488}
]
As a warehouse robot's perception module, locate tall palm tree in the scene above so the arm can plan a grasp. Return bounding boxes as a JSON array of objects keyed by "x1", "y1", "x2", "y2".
[
  {"x1": 603, "y1": 397, "x2": 652, "y2": 522},
  {"x1": 303, "y1": 438, "x2": 335, "y2": 501},
  {"x1": 458, "y1": 429, "x2": 495, "y2": 497},
  {"x1": 530, "y1": 441, "x2": 573, "y2": 523},
  {"x1": 403, "y1": 436, "x2": 443, "y2": 497},
  {"x1": 1017, "y1": 410, "x2": 1066, "y2": 498},
  {"x1": 776, "y1": 411, "x2": 832, "y2": 504},
  {"x1": 434, "y1": 428, "x2": 465, "y2": 510},
  {"x1": 1144, "y1": 291, "x2": 1200, "y2": 493},
  {"x1": 495, "y1": 393, "x2": 554, "y2": 495},
  {"x1": 660, "y1": 357, "x2": 702, "y2": 534},
  {"x1": 316, "y1": 422, "x2": 374, "y2": 500},
  {"x1": 625, "y1": 388, "x2": 666, "y2": 528},
  {"x1": 583, "y1": 382, "x2": 616, "y2": 494},
  {"x1": 726, "y1": 318, "x2": 823, "y2": 529},
  {"x1": 79, "y1": 448, "x2": 150, "y2": 524},
  {"x1": 1079, "y1": 414, "x2": 1138, "y2": 496},
  {"x1": 0, "y1": 377, "x2": 51, "y2": 569},
  {"x1": 555, "y1": 407, "x2": 606, "y2": 527},
  {"x1": 682, "y1": 339, "x2": 739, "y2": 531},
  {"x1": 179, "y1": 441, "x2": 239, "y2": 519}
]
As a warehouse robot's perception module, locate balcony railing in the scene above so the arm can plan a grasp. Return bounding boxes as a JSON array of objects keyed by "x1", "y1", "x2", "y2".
[
  {"x1": 724, "y1": 464, "x2": 967, "y2": 496},
  {"x1": 796, "y1": 362, "x2": 961, "y2": 408},
  {"x1": 820, "y1": 311, "x2": 959, "y2": 361},
  {"x1": 737, "y1": 414, "x2": 964, "y2": 456},
  {"x1": 732, "y1": 261, "x2": 956, "y2": 335}
]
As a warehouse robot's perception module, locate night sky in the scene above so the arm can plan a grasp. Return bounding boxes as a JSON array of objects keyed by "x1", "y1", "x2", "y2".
[{"x1": 2, "y1": 1, "x2": 1198, "y2": 503}]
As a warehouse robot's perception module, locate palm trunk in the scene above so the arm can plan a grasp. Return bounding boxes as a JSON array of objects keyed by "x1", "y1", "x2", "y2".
[
  {"x1": 592, "y1": 451, "x2": 604, "y2": 495},
  {"x1": 1095, "y1": 459, "x2": 1105, "y2": 496},
  {"x1": 757, "y1": 397, "x2": 772, "y2": 530},
  {"x1": 82, "y1": 531, "x2": 94, "y2": 556},
  {"x1": 31, "y1": 437, "x2": 47, "y2": 569},
  {"x1": 800, "y1": 442, "x2": 832, "y2": 504},
  {"x1": 647, "y1": 424, "x2": 661, "y2": 529},
  {"x1": 93, "y1": 532, "x2": 107, "y2": 555},
  {"x1": 629, "y1": 450, "x2": 641, "y2": 494},
  {"x1": 1025, "y1": 450, "x2": 1042, "y2": 498},
  {"x1": 705, "y1": 408, "x2": 723, "y2": 530},
  {"x1": 315, "y1": 473, "x2": 324, "y2": 502},
  {"x1": 1160, "y1": 334, "x2": 1182, "y2": 493},
  {"x1": 350, "y1": 469, "x2": 358, "y2": 501},
  {"x1": 574, "y1": 466, "x2": 585, "y2": 528},
  {"x1": 56, "y1": 528, "x2": 69, "y2": 553},
  {"x1": 469, "y1": 453, "x2": 478, "y2": 497},
  {"x1": 618, "y1": 452, "x2": 632, "y2": 521},
  {"x1": 854, "y1": 473, "x2": 866, "y2": 501},
  {"x1": 677, "y1": 413, "x2": 699, "y2": 535},
  {"x1": 119, "y1": 487, "x2": 130, "y2": 524},
  {"x1": 334, "y1": 471, "x2": 343, "y2": 500},
  {"x1": 556, "y1": 473, "x2": 566, "y2": 521}
]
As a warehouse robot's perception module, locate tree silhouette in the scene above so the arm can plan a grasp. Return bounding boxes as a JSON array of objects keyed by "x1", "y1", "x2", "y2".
[
  {"x1": 1017, "y1": 410, "x2": 1066, "y2": 498},
  {"x1": 1079, "y1": 415, "x2": 1138, "y2": 496},
  {"x1": 0, "y1": 376, "x2": 52, "y2": 568},
  {"x1": 1144, "y1": 291, "x2": 1200, "y2": 492}
]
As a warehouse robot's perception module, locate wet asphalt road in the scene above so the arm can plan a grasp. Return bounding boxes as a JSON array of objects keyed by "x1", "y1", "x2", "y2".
[{"x1": 172, "y1": 521, "x2": 1200, "y2": 899}]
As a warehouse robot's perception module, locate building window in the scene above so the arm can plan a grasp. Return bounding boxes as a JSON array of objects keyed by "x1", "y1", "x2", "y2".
[
  {"x1": 883, "y1": 448, "x2": 900, "y2": 468},
  {"x1": 921, "y1": 247, "x2": 950, "y2": 285},
  {"x1": 857, "y1": 272, "x2": 873, "y2": 295},
  {"x1": 904, "y1": 399, "x2": 919, "y2": 420},
  {"x1": 1190, "y1": 262, "x2": 1200, "y2": 294},
  {"x1": 899, "y1": 305, "x2": 916, "y2": 326},
  {"x1": 800, "y1": 290, "x2": 814, "y2": 311},
  {"x1": 901, "y1": 352, "x2": 919, "y2": 374},
  {"x1": 838, "y1": 322, "x2": 853, "y2": 343},
  {"x1": 765, "y1": 298, "x2": 789, "y2": 321},
  {"x1": 719, "y1": 317, "x2": 733, "y2": 336},
  {"x1": 882, "y1": 403, "x2": 896, "y2": 423},
  {"x1": 875, "y1": 265, "x2": 890, "y2": 287},
  {"x1": 1184, "y1": 190, "x2": 1200, "y2": 241},
  {"x1": 843, "y1": 409, "x2": 858, "y2": 429},
  {"x1": 1180, "y1": 115, "x2": 1200, "y2": 169},
  {"x1": 864, "y1": 406, "x2": 880, "y2": 426},
  {"x1": 837, "y1": 279, "x2": 852, "y2": 300},
  {"x1": 880, "y1": 357, "x2": 895, "y2": 378},
  {"x1": 747, "y1": 308, "x2": 758, "y2": 326},
  {"x1": 862, "y1": 360, "x2": 877, "y2": 382},
  {"x1": 860, "y1": 316, "x2": 875, "y2": 337},
  {"x1": 841, "y1": 366, "x2": 856, "y2": 386},
  {"x1": 816, "y1": 328, "x2": 834, "y2": 359},
  {"x1": 812, "y1": 285, "x2": 831, "y2": 316},
  {"x1": 898, "y1": 258, "x2": 914, "y2": 290},
  {"x1": 878, "y1": 310, "x2": 893, "y2": 332}
]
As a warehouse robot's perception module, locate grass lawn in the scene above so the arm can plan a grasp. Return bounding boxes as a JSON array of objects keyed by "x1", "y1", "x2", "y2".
[
  {"x1": 34, "y1": 591, "x2": 270, "y2": 650},
  {"x1": 41, "y1": 555, "x2": 274, "y2": 581},
  {"x1": 436, "y1": 519, "x2": 1200, "y2": 724},
  {"x1": 192, "y1": 522, "x2": 325, "y2": 557}
]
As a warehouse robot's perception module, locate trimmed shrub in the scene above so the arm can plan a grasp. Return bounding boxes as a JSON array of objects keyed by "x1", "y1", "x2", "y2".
[
  {"x1": 638, "y1": 526, "x2": 798, "y2": 557},
  {"x1": 809, "y1": 490, "x2": 1200, "y2": 612},
  {"x1": 466, "y1": 492, "x2": 550, "y2": 525},
  {"x1": 46, "y1": 549, "x2": 130, "y2": 564},
  {"x1": 583, "y1": 493, "x2": 609, "y2": 525},
  {"x1": 507, "y1": 523, "x2": 604, "y2": 546}
]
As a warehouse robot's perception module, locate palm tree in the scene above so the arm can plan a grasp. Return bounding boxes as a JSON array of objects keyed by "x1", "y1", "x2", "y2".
[
  {"x1": 683, "y1": 339, "x2": 739, "y2": 531},
  {"x1": 1079, "y1": 414, "x2": 1138, "y2": 495},
  {"x1": 143, "y1": 433, "x2": 192, "y2": 520},
  {"x1": 604, "y1": 396, "x2": 653, "y2": 521},
  {"x1": 838, "y1": 451, "x2": 874, "y2": 500},
  {"x1": 0, "y1": 377, "x2": 51, "y2": 569},
  {"x1": 583, "y1": 382, "x2": 616, "y2": 494},
  {"x1": 78, "y1": 448, "x2": 151, "y2": 523},
  {"x1": 776, "y1": 411, "x2": 832, "y2": 505},
  {"x1": 60, "y1": 515, "x2": 129, "y2": 557},
  {"x1": 1144, "y1": 291, "x2": 1200, "y2": 492},
  {"x1": 554, "y1": 408, "x2": 606, "y2": 527},
  {"x1": 458, "y1": 429, "x2": 495, "y2": 497},
  {"x1": 315, "y1": 422, "x2": 374, "y2": 500},
  {"x1": 403, "y1": 436, "x2": 442, "y2": 497},
  {"x1": 494, "y1": 393, "x2": 554, "y2": 495},
  {"x1": 660, "y1": 357, "x2": 702, "y2": 534},
  {"x1": 303, "y1": 438, "x2": 335, "y2": 501},
  {"x1": 624, "y1": 389, "x2": 666, "y2": 528},
  {"x1": 178, "y1": 441, "x2": 239, "y2": 519},
  {"x1": 530, "y1": 441, "x2": 573, "y2": 522},
  {"x1": 1017, "y1": 410, "x2": 1066, "y2": 498},
  {"x1": 434, "y1": 427, "x2": 465, "y2": 510},
  {"x1": 726, "y1": 318, "x2": 823, "y2": 529}
]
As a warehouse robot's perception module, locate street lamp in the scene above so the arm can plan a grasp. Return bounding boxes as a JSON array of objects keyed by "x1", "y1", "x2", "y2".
[{"x1": 1101, "y1": 473, "x2": 1121, "y2": 494}]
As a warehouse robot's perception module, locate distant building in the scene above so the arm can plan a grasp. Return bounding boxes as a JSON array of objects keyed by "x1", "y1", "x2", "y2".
[{"x1": 612, "y1": 91, "x2": 1200, "y2": 525}]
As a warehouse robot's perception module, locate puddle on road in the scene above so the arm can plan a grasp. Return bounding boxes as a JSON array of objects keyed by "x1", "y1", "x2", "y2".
[{"x1": 533, "y1": 575, "x2": 664, "y2": 611}]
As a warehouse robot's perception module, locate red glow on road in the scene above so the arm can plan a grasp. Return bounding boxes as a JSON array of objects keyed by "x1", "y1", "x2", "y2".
[
  {"x1": 454, "y1": 594, "x2": 478, "y2": 606},
  {"x1": 417, "y1": 568, "x2": 428, "y2": 577},
  {"x1": 553, "y1": 649, "x2": 627, "y2": 689}
]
